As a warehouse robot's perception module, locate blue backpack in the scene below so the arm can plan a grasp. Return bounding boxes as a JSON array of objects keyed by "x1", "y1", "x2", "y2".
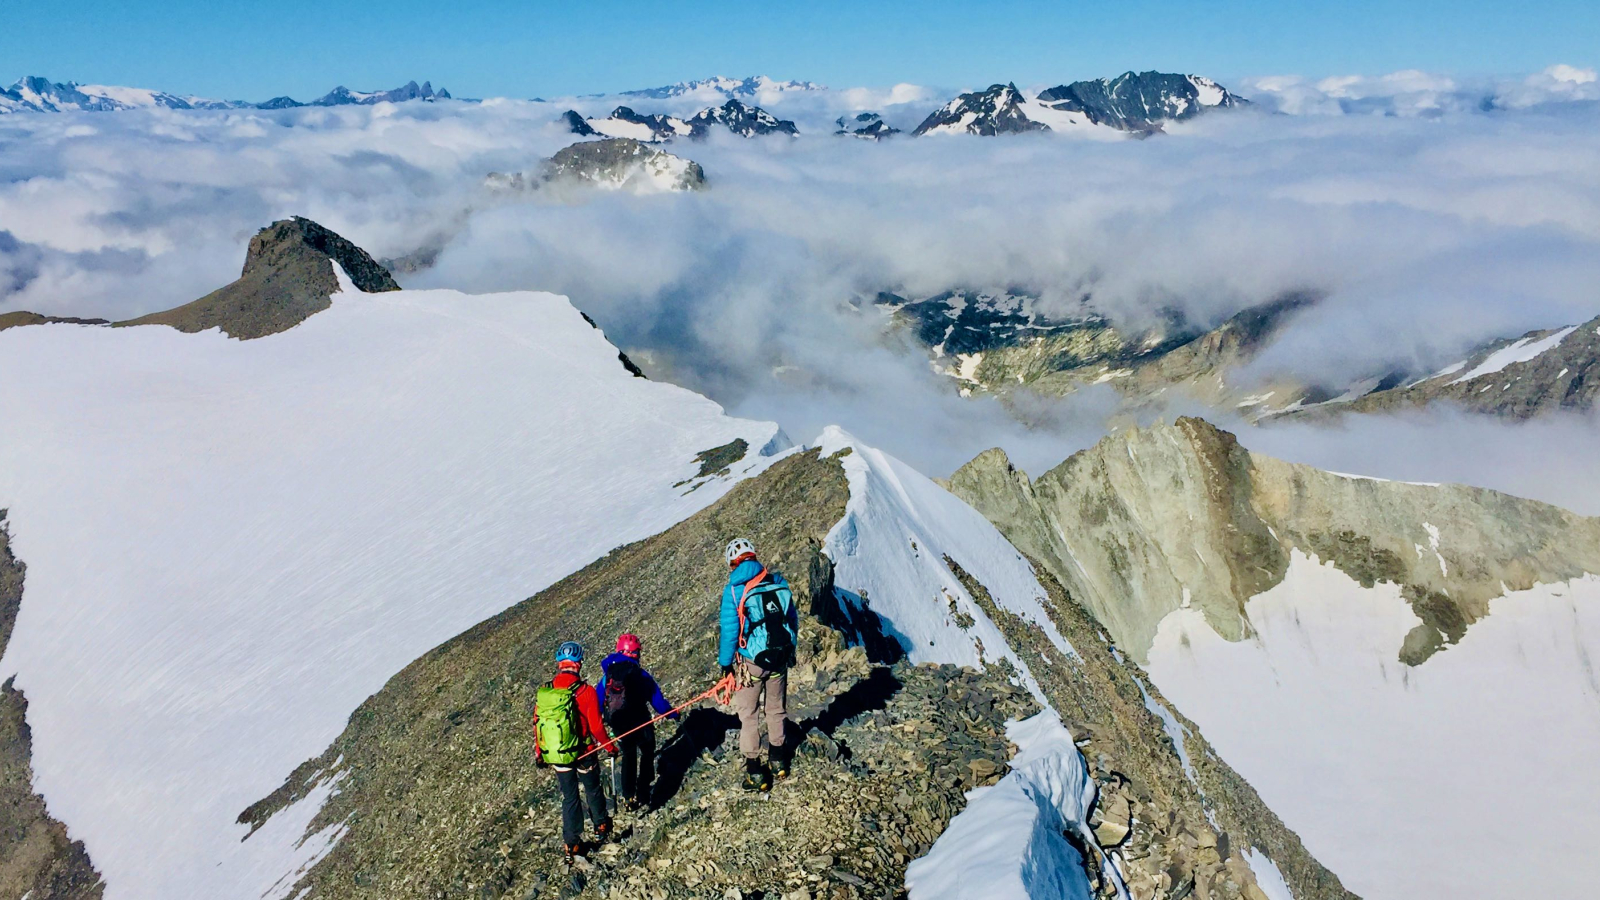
[{"x1": 738, "y1": 567, "x2": 797, "y2": 671}]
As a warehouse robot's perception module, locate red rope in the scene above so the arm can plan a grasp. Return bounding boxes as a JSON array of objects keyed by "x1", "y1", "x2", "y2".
[{"x1": 572, "y1": 673, "x2": 738, "y2": 763}]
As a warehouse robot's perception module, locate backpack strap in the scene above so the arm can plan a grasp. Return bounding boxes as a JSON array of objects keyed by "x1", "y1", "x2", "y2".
[{"x1": 736, "y1": 566, "x2": 769, "y2": 650}]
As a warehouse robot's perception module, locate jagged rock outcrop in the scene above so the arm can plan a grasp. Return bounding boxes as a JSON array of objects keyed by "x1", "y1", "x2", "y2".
[
  {"x1": 119, "y1": 217, "x2": 399, "y2": 340},
  {"x1": 0, "y1": 513, "x2": 105, "y2": 899},
  {"x1": 489, "y1": 139, "x2": 706, "y2": 195},
  {"x1": 950, "y1": 417, "x2": 1600, "y2": 664}
]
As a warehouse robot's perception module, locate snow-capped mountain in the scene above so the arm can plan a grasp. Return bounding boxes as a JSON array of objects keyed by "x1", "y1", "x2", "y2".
[
  {"x1": 686, "y1": 98, "x2": 800, "y2": 137},
  {"x1": 0, "y1": 76, "x2": 218, "y2": 112},
  {"x1": 913, "y1": 73, "x2": 1245, "y2": 136},
  {"x1": 569, "y1": 99, "x2": 799, "y2": 140},
  {"x1": 835, "y1": 111, "x2": 900, "y2": 139},
  {"x1": 912, "y1": 83, "x2": 1050, "y2": 136},
  {"x1": 622, "y1": 75, "x2": 825, "y2": 99},
  {"x1": 1036, "y1": 71, "x2": 1247, "y2": 133},
  {"x1": 487, "y1": 138, "x2": 706, "y2": 194},
  {"x1": 0, "y1": 76, "x2": 453, "y2": 113},
  {"x1": 258, "y1": 80, "x2": 452, "y2": 109},
  {"x1": 566, "y1": 105, "x2": 700, "y2": 141}
]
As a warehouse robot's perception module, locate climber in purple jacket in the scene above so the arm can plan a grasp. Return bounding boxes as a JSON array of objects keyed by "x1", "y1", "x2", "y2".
[{"x1": 594, "y1": 633, "x2": 677, "y2": 810}]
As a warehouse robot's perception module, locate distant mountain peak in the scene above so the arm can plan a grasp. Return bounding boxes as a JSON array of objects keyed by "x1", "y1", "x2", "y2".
[
  {"x1": 913, "y1": 83, "x2": 1047, "y2": 136},
  {"x1": 568, "y1": 98, "x2": 799, "y2": 141},
  {"x1": 622, "y1": 75, "x2": 825, "y2": 99},
  {"x1": 0, "y1": 76, "x2": 455, "y2": 114}
]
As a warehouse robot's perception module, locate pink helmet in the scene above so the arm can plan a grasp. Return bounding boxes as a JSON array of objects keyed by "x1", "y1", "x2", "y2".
[{"x1": 616, "y1": 633, "x2": 642, "y2": 657}]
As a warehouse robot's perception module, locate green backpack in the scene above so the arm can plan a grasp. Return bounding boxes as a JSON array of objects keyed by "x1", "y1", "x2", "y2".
[{"x1": 535, "y1": 682, "x2": 583, "y2": 765}]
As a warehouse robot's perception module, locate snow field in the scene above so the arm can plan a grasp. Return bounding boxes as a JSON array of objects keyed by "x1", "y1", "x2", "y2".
[
  {"x1": 0, "y1": 276, "x2": 783, "y2": 900},
  {"x1": 1147, "y1": 550, "x2": 1600, "y2": 900}
]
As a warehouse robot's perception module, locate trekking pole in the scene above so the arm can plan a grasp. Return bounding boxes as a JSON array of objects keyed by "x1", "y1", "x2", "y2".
[{"x1": 574, "y1": 674, "x2": 737, "y2": 764}]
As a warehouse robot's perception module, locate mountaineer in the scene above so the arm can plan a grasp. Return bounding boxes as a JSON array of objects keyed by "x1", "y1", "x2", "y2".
[
  {"x1": 595, "y1": 633, "x2": 679, "y2": 811},
  {"x1": 534, "y1": 641, "x2": 617, "y2": 862},
  {"x1": 718, "y1": 537, "x2": 800, "y2": 792}
]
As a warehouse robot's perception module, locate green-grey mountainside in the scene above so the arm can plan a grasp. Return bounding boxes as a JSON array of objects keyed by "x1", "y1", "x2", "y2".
[
  {"x1": 119, "y1": 217, "x2": 399, "y2": 339},
  {"x1": 949, "y1": 417, "x2": 1600, "y2": 665},
  {"x1": 240, "y1": 446, "x2": 1350, "y2": 900},
  {"x1": 0, "y1": 513, "x2": 105, "y2": 899},
  {"x1": 1272, "y1": 312, "x2": 1600, "y2": 421}
]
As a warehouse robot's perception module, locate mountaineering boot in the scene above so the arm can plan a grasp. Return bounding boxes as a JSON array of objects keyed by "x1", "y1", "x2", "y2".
[
  {"x1": 770, "y1": 743, "x2": 792, "y2": 780},
  {"x1": 742, "y1": 757, "x2": 772, "y2": 792},
  {"x1": 563, "y1": 842, "x2": 584, "y2": 865},
  {"x1": 594, "y1": 819, "x2": 614, "y2": 843}
]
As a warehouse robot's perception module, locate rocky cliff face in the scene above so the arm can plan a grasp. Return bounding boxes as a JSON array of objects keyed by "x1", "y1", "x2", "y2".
[
  {"x1": 119, "y1": 217, "x2": 399, "y2": 339},
  {"x1": 0, "y1": 513, "x2": 105, "y2": 899},
  {"x1": 949, "y1": 417, "x2": 1600, "y2": 664}
]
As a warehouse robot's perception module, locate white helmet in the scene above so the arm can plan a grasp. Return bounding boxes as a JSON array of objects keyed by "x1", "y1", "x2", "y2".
[{"x1": 725, "y1": 537, "x2": 756, "y2": 566}]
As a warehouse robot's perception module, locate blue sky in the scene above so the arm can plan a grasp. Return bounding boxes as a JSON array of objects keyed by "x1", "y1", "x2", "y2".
[{"x1": 3, "y1": 0, "x2": 1596, "y2": 100}]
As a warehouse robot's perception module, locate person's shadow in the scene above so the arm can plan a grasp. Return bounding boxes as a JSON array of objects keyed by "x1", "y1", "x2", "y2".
[{"x1": 650, "y1": 706, "x2": 740, "y2": 807}]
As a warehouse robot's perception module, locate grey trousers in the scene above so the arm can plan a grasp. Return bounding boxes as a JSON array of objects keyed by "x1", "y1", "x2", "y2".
[{"x1": 733, "y1": 658, "x2": 788, "y2": 759}]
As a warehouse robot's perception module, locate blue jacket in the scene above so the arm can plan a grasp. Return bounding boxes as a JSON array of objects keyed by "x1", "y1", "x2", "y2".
[
  {"x1": 719, "y1": 559, "x2": 796, "y2": 667},
  {"x1": 594, "y1": 652, "x2": 676, "y2": 720}
]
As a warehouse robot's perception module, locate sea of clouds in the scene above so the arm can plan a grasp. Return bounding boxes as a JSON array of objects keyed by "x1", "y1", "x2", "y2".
[{"x1": 3, "y1": 64, "x2": 1599, "y2": 509}]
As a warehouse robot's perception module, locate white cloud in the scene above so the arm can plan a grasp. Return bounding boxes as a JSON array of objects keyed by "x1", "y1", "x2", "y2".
[{"x1": 3, "y1": 78, "x2": 1600, "y2": 482}]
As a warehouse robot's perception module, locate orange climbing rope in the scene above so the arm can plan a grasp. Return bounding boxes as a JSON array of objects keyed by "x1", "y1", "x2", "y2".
[{"x1": 571, "y1": 672, "x2": 738, "y2": 763}]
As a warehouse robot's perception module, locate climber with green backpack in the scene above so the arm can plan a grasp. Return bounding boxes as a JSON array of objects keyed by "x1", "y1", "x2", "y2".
[
  {"x1": 718, "y1": 537, "x2": 800, "y2": 792},
  {"x1": 534, "y1": 641, "x2": 617, "y2": 862}
]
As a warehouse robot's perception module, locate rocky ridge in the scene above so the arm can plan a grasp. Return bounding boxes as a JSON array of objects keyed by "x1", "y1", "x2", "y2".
[
  {"x1": 237, "y1": 440, "x2": 1350, "y2": 899},
  {"x1": 568, "y1": 100, "x2": 799, "y2": 142},
  {"x1": 949, "y1": 417, "x2": 1600, "y2": 664},
  {"x1": 0, "y1": 513, "x2": 105, "y2": 899}
]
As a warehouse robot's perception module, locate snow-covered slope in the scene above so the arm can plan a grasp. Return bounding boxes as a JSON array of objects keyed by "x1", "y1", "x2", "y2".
[
  {"x1": 0, "y1": 271, "x2": 783, "y2": 899},
  {"x1": 816, "y1": 428, "x2": 1076, "y2": 693},
  {"x1": 1147, "y1": 553, "x2": 1600, "y2": 900}
]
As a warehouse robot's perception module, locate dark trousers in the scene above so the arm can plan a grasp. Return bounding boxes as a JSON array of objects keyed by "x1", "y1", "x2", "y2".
[
  {"x1": 555, "y1": 761, "x2": 608, "y2": 845},
  {"x1": 617, "y1": 724, "x2": 656, "y2": 806}
]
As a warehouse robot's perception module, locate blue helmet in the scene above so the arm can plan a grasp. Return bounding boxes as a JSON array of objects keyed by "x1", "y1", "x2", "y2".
[{"x1": 555, "y1": 641, "x2": 584, "y2": 665}]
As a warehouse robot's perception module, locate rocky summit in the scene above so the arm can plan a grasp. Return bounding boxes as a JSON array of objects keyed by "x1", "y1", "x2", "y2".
[{"x1": 119, "y1": 217, "x2": 399, "y2": 339}]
